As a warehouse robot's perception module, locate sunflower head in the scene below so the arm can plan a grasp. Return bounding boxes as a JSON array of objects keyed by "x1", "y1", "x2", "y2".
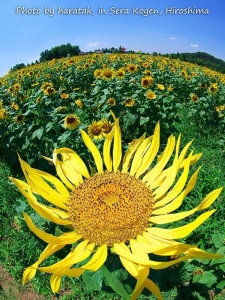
[
  {"x1": 141, "y1": 77, "x2": 154, "y2": 88},
  {"x1": 61, "y1": 93, "x2": 69, "y2": 99},
  {"x1": 124, "y1": 98, "x2": 135, "y2": 107},
  {"x1": 11, "y1": 112, "x2": 223, "y2": 299},
  {"x1": 190, "y1": 93, "x2": 198, "y2": 103},
  {"x1": 108, "y1": 97, "x2": 116, "y2": 106},
  {"x1": 88, "y1": 121, "x2": 104, "y2": 140},
  {"x1": 146, "y1": 90, "x2": 156, "y2": 100},
  {"x1": 15, "y1": 114, "x2": 25, "y2": 124},
  {"x1": 75, "y1": 100, "x2": 84, "y2": 109},
  {"x1": 64, "y1": 114, "x2": 80, "y2": 130}
]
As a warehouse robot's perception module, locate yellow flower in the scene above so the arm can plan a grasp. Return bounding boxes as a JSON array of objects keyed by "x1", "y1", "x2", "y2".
[
  {"x1": 214, "y1": 106, "x2": 220, "y2": 112},
  {"x1": 108, "y1": 97, "x2": 116, "y2": 106},
  {"x1": 124, "y1": 98, "x2": 135, "y2": 107},
  {"x1": 11, "y1": 102, "x2": 19, "y2": 110},
  {"x1": 190, "y1": 93, "x2": 199, "y2": 103},
  {"x1": 44, "y1": 87, "x2": 56, "y2": 96},
  {"x1": 11, "y1": 112, "x2": 223, "y2": 299},
  {"x1": 61, "y1": 93, "x2": 69, "y2": 99},
  {"x1": 127, "y1": 64, "x2": 136, "y2": 73},
  {"x1": 208, "y1": 84, "x2": 218, "y2": 94},
  {"x1": 88, "y1": 121, "x2": 104, "y2": 140},
  {"x1": 102, "y1": 69, "x2": 114, "y2": 80},
  {"x1": 64, "y1": 114, "x2": 80, "y2": 130},
  {"x1": 141, "y1": 77, "x2": 154, "y2": 88},
  {"x1": 116, "y1": 69, "x2": 125, "y2": 79},
  {"x1": 0, "y1": 109, "x2": 7, "y2": 120},
  {"x1": 219, "y1": 105, "x2": 225, "y2": 111},
  {"x1": 101, "y1": 119, "x2": 113, "y2": 136},
  {"x1": 146, "y1": 90, "x2": 157, "y2": 100},
  {"x1": 94, "y1": 69, "x2": 102, "y2": 78},
  {"x1": 14, "y1": 83, "x2": 21, "y2": 90},
  {"x1": 167, "y1": 85, "x2": 173, "y2": 91},
  {"x1": 75, "y1": 100, "x2": 84, "y2": 109},
  {"x1": 157, "y1": 84, "x2": 165, "y2": 91}
]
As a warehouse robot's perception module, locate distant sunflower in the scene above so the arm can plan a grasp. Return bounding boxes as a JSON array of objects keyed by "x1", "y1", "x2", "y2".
[
  {"x1": 116, "y1": 69, "x2": 125, "y2": 79},
  {"x1": 102, "y1": 69, "x2": 114, "y2": 80},
  {"x1": 208, "y1": 84, "x2": 218, "y2": 94},
  {"x1": 75, "y1": 100, "x2": 84, "y2": 109},
  {"x1": 108, "y1": 97, "x2": 116, "y2": 106},
  {"x1": 64, "y1": 115, "x2": 80, "y2": 130},
  {"x1": 157, "y1": 84, "x2": 165, "y2": 91},
  {"x1": 141, "y1": 77, "x2": 154, "y2": 88},
  {"x1": 101, "y1": 119, "x2": 114, "y2": 136},
  {"x1": 0, "y1": 109, "x2": 7, "y2": 120},
  {"x1": 219, "y1": 105, "x2": 225, "y2": 111},
  {"x1": 88, "y1": 121, "x2": 103, "y2": 140},
  {"x1": 190, "y1": 93, "x2": 198, "y2": 103},
  {"x1": 14, "y1": 83, "x2": 21, "y2": 90},
  {"x1": 127, "y1": 64, "x2": 136, "y2": 73},
  {"x1": 44, "y1": 87, "x2": 56, "y2": 96},
  {"x1": 61, "y1": 93, "x2": 70, "y2": 99},
  {"x1": 15, "y1": 114, "x2": 25, "y2": 124},
  {"x1": 124, "y1": 98, "x2": 135, "y2": 107},
  {"x1": 146, "y1": 90, "x2": 157, "y2": 100}
]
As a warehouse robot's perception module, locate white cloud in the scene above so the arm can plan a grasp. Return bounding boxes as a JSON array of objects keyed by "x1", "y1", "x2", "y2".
[
  {"x1": 191, "y1": 43, "x2": 199, "y2": 47},
  {"x1": 170, "y1": 37, "x2": 177, "y2": 40},
  {"x1": 86, "y1": 42, "x2": 100, "y2": 47}
]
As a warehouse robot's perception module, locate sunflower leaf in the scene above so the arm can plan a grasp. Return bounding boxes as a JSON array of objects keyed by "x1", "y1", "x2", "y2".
[
  {"x1": 100, "y1": 264, "x2": 130, "y2": 300},
  {"x1": 82, "y1": 269, "x2": 104, "y2": 292}
]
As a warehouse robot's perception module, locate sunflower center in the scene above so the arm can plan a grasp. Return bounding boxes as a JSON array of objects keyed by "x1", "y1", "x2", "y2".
[{"x1": 68, "y1": 171, "x2": 154, "y2": 246}]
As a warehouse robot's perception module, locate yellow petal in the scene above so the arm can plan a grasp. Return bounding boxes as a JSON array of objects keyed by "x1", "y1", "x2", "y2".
[
  {"x1": 135, "y1": 122, "x2": 160, "y2": 178},
  {"x1": 145, "y1": 278, "x2": 164, "y2": 300},
  {"x1": 150, "y1": 187, "x2": 223, "y2": 224},
  {"x1": 11, "y1": 180, "x2": 71, "y2": 225},
  {"x1": 80, "y1": 129, "x2": 103, "y2": 173},
  {"x1": 114, "y1": 243, "x2": 191, "y2": 268},
  {"x1": 111, "y1": 112, "x2": 122, "y2": 172},
  {"x1": 103, "y1": 126, "x2": 115, "y2": 171},
  {"x1": 23, "y1": 212, "x2": 81, "y2": 245},
  {"x1": 147, "y1": 210, "x2": 216, "y2": 239},
  {"x1": 129, "y1": 136, "x2": 152, "y2": 176},
  {"x1": 53, "y1": 148, "x2": 90, "y2": 179},
  {"x1": 185, "y1": 248, "x2": 223, "y2": 259},
  {"x1": 122, "y1": 133, "x2": 146, "y2": 173},
  {"x1": 81, "y1": 244, "x2": 107, "y2": 271},
  {"x1": 23, "y1": 244, "x2": 64, "y2": 284},
  {"x1": 19, "y1": 158, "x2": 68, "y2": 209},
  {"x1": 143, "y1": 134, "x2": 175, "y2": 185},
  {"x1": 50, "y1": 241, "x2": 95, "y2": 293}
]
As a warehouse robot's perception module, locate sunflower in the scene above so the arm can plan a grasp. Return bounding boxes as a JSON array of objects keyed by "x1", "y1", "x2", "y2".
[
  {"x1": 102, "y1": 69, "x2": 114, "y2": 80},
  {"x1": 61, "y1": 93, "x2": 70, "y2": 99},
  {"x1": 64, "y1": 115, "x2": 80, "y2": 130},
  {"x1": 156, "y1": 84, "x2": 165, "y2": 91},
  {"x1": 94, "y1": 69, "x2": 102, "y2": 78},
  {"x1": 190, "y1": 93, "x2": 198, "y2": 103},
  {"x1": 208, "y1": 84, "x2": 218, "y2": 94},
  {"x1": 146, "y1": 90, "x2": 157, "y2": 100},
  {"x1": 11, "y1": 112, "x2": 223, "y2": 300},
  {"x1": 124, "y1": 98, "x2": 135, "y2": 107},
  {"x1": 116, "y1": 69, "x2": 125, "y2": 79},
  {"x1": 44, "y1": 87, "x2": 56, "y2": 96},
  {"x1": 88, "y1": 121, "x2": 104, "y2": 140},
  {"x1": 0, "y1": 109, "x2": 7, "y2": 120},
  {"x1": 14, "y1": 83, "x2": 21, "y2": 90},
  {"x1": 101, "y1": 119, "x2": 113, "y2": 136},
  {"x1": 141, "y1": 77, "x2": 154, "y2": 88},
  {"x1": 15, "y1": 114, "x2": 25, "y2": 124},
  {"x1": 108, "y1": 97, "x2": 116, "y2": 106},
  {"x1": 127, "y1": 64, "x2": 136, "y2": 73},
  {"x1": 75, "y1": 100, "x2": 84, "y2": 109}
]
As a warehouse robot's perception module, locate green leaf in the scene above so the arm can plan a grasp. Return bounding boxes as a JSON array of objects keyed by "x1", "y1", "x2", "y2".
[
  {"x1": 216, "y1": 280, "x2": 225, "y2": 290},
  {"x1": 211, "y1": 233, "x2": 225, "y2": 248},
  {"x1": 140, "y1": 116, "x2": 150, "y2": 126},
  {"x1": 100, "y1": 265, "x2": 130, "y2": 299},
  {"x1": 32, "y1": 127, "x2": 44, "y2": 140},
  {"x1": 82, "y1": 269, "x2": 104, "y2": 292},
  {"x1": 46, "y1": 122, "x2": 54, "y2": 132},
  {"x1": 197, "y1": 271, "x2": 217, "y2": 287}
]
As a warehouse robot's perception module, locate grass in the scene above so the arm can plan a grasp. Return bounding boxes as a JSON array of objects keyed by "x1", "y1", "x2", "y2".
[{"x1": 0, "y1": 109, "x2": 225, "y2": 300}]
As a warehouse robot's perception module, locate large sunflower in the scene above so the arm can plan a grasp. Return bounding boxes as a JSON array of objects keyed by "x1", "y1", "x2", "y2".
[{"x1": 11, "y1": 112, "x2": 223, "y2": 299}]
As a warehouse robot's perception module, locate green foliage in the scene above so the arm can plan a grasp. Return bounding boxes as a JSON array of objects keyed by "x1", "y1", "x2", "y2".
[{"x1": 39, "y1": 43, "x2": 80, "y2": 62}]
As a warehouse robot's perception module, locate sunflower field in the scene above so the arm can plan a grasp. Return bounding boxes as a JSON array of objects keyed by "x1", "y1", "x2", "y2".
[{"x1": 0, "y1": 53, "x2": 225, "y2": 300}]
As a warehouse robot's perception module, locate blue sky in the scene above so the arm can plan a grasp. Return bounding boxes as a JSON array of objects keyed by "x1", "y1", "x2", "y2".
[{"x1": 0, "y1": 0, "x2": 225, "y2": 77}]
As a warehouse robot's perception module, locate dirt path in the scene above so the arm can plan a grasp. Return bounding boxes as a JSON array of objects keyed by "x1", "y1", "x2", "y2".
[{"x1": 0, "y1": 265, "x2": 46, "y2": 300}]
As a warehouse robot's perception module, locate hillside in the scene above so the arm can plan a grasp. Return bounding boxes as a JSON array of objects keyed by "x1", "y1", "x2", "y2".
[{"x1": 162, "y1": 51, "x2": 225, "y2": 73}]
